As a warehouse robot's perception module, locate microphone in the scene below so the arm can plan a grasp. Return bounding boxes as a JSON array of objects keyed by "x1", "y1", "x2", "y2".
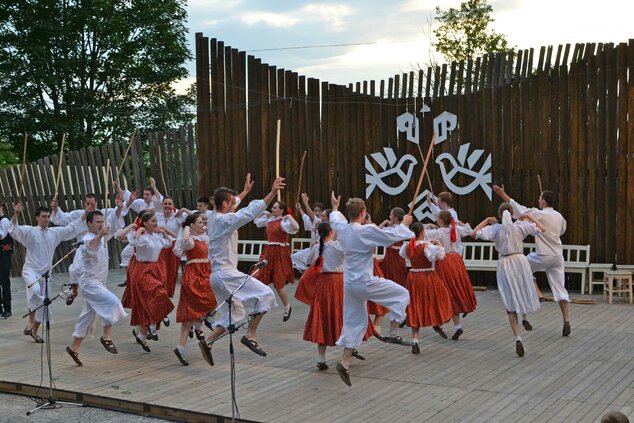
[
  {"x1": 71, "y1": 240, "x2": 84, "y2": 248},
  {"x1": 254, "y1": 259, "x2": 268, "y2": 268}
]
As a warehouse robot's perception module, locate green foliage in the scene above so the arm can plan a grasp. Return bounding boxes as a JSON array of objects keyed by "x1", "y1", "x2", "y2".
[
  {"x1": 433, "y1": 0, "x2": 512, "y2": 63},
  {"x1": 0, "y1": 139, "x2": 19, "y2": 169},
  {"x1": 0, "y1": 0, "x2": 194, "y2": 161}
]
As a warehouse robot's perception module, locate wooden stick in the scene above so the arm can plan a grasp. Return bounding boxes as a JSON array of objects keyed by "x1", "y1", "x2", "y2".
[
  {"x1": 18, "y1": 133, "x2": 29, "y2": 200},
  {"x1": 103, "y1": 159, "x2": 111, "y2": 222},
  {"x1": 416, "y1": 144, "x2": 434, "y2": 195},
  {"x1": 408, "y1": 133, "x2": 436, "y2": 215},
  {"x1": 157, "y1": 143, "x2": 168, "y2": 197},
  {"x1": 295, "y1": 150, "x2": 307, "y2": 204},
  {"x1": 275, "y1": 119, "x2": 281, "y2": 201},
  {"x1": 116, "y1": 128, "x2": 137, "y2": 180},
  {"x1": 537, "y1": 174, "x2": 543, "y2": 194},
  {"x1": 53, "y1": 133, "x2": 67, "y2": 201}
]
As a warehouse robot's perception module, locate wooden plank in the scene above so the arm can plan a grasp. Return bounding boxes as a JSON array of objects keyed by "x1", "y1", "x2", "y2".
[
  {"x1": 615, "y1": 42, "x2": 628, "y2": 263},
  {"x1": 627, "y1": 40, "x2": 634, "y2": 263}
]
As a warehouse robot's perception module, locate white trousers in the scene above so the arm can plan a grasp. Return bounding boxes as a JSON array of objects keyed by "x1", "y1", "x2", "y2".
[
  {"x1": 291, "y1": 248, "x2": 311, "y2": 272},
  {"x1": 210, "y1": 268, "x2": 277, "y2": 329},
  {"x1": 336, "y1": 276, "x2": 410, "y2": 349},
  {"x1": 527, "y1": 253, "x2": 569, "y2": 302},
  {"x1": 22, "y1": 270, "x2": 53, "y2": 324},
  {"x1": 72, "y1": 282, "x2": 127, "y2": 338}
]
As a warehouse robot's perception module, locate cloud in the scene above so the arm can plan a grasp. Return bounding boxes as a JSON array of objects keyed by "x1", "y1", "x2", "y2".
[
  {"x1": 236, "y1": 3, "x2": 354, "y2": 31},
  {"x1": 303, "y1": 4, "x2": 354, "y2": 31},
  {"x1": 241, "y1": 12, "x2": 300, "y2": 27}
]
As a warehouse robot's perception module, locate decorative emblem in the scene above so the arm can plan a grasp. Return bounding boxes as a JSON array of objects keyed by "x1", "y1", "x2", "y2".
[
  {"x1": 408, "y1": 190, "x2": 435, "y2": 222},
  {"x1": 435, "y1": 143, "x2": 492, "y2": 200},
  {"x1": 365, "y1": 148, "x2": 418, "y2": 198}
]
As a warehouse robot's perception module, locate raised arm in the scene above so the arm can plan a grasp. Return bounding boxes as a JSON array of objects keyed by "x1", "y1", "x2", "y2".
[
  {"x1": 238, "y1": 173, "x2": 254, "y2": 201},
  {"x1": 301, "y1": 193, "x2": 315, "y2": 221},
  {"x1": 471, "y1": 217, "x2": 497, "y2": 238}
]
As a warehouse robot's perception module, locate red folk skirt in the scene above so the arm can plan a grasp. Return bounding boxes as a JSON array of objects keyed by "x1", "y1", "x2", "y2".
[
  {"x1": 254, "y1": 245, "x2": 294, "y2": 290},
  {"x1": 129, "y1": 261, "x2": 175, "y2": 327},
  {"x1": 303, "y1": 272, "x2": 372, "y2": 346},
  {"x1": 159, "y1": 241, "x2": 181, "y2": 298},
  {"x1": 121, "y1": 255, "x2": 137, "y2": 309},
  {"x1": 294, "y1": 265, "x2": 319, "y2": 305},
  {"x1": 435, "y1": 253, "x2": 477, "y2": 315},
  {"x1": 406, "y1": 270, "x2": 454, "y2": 328},
  {"x1": 367, "y1": 259, "x2": 389, "y2": 317},
  {"x1": 176, "y1": 261, "x2": 216, "y2": 323},
  {"x1": 380, "y1": 248, "x2": 408, "y2": 287}
]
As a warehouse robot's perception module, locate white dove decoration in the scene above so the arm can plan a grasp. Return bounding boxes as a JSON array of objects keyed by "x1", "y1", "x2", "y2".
[
  {"x1": 365, "y1": 147, "x2": 418, "y2": 198},
  {"x1": 435, "y1": 143, "x2": 492, "y2": 200}
]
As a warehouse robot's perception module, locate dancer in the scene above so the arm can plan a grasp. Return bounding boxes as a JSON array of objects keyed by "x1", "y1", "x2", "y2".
[
  {"x1": 429, "y1": 191, "x2": 459, "y2": 220},
  {"x1": 65, "y1": 205, "x2": 127, "y2": 366},
  {"x1": 198, "y1": 177, "x2": 284, "y2": 366},
  {"x1": 127, "y1": 210, "x2": 175, "y2": 351},
  {"x1": 303, "y1": 222, "x2": 370, "y2": 370},
  {"x1": 364, "y1": 212, "x2": 390, "y2": 338},
  {"x1": 471, "y1": 204, "x2": 545, "y2": 357},
  {"x1": 400, "y1": 222, "x2": 453, "y2": 353},
  {"x1": 253, "y1": 201, "x2": 299, "y2": 321},
  {"x1": 329, "y1": 192, "x2": 414, "y2": 386},
  {"x1": 492, "y1": 185, "x2": 571, "y2": 336},
  {"x1": 425, "y1": 210, "x2": 476, "y2": 340},
  {"x1": 378, "y1": 207, "x2": 408, "y2": 287},
  {"x1": 291, "y1": 193, "x2": 323, "y2": 272},
  {"x1": 173, "y1": 213, "x2": 216, "y2": 366},
  {"x1": 0, "y1": 203, "x2": 14, "y2": 318},
  {"x1": 121, "y1": 177, "x2": 163, "y2": 213},
  {"x1": 157, "y1": 197, "x2": 191, "y2": 299},
  {"x1": 10, "y1": 203, "x2": 85, "y2": 342}
]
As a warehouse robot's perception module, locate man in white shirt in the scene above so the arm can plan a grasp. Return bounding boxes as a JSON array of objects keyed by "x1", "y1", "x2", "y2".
[
  {"x1": 65, "y1": 205, "x2": 126, "y2": 366},
  {"x1": 120, "y1": 177, "x2": 163, "y2": 214},
  {"x1": 493, "y1": 185, "x2": 571, "y2": 336},
  {"x1": 329, "y1": 192, "x2": 414, "y2": 386},
  {"x1": 10, "y1": 203, "x2": 85, "y2": 342},
  {"x1": 198, "y1": 177, "x2": 284, "y2": 365}
]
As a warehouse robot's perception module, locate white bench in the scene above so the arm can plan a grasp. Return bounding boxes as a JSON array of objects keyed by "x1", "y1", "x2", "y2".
[
  {"x1": 237, "y1": 240, "x2": 268, "y2": 262},
  {"x1": 461, "y1": 242, "x2": 591, "y2": 293}
]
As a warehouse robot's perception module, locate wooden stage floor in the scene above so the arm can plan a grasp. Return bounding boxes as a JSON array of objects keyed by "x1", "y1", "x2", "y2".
[{"x1": 0, "y1": 270, "x2": 632, "y2": 422}]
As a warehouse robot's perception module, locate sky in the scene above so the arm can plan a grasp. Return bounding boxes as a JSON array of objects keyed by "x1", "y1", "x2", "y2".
[{"x1": 177, "y1": 0, "x2": 634, "y2": 92}]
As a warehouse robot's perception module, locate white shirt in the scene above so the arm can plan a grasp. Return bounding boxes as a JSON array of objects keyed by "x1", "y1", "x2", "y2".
[
  {"x1": 430, "y1": 201, "x2": 459, "y2": 222},
  {"x1": 52, "y1": 208, "x2": 124, "y2": 237},
  {"x1": 121, "y1": 189, "x2": 163, "y2": 214},
  {"x1": 302, "y1": 214, "x2": 321, "y2": 244},
  {"x1": 254, "y1": 212, "x2": 300, "y2": 234},
  {"x1": 208, "y1": 199, "x2": 267, "y2": 272},
  {"x1": 157, "y1": 212, "x2": 187, "y2": 235},
  {"x1": 174, "y1": 232, "x2": 209, "y2": 256},
  {"x1": 10, "y1": 219, "x2": 83, "y2": 276},
  {"x1": 424, "y1": 224, "x2": 473, "y2": 254},
  {"x1": 0, "y1": 217, "x2": 10, "y2": 239},
  {"x1": 127, "y1": 232, "x2": 171, "y2": 262},
  {"x1": 475, "y1": 218, "x2": 541, "y2": 256},
  {"x1": 511, "y1": 199, "x2": 566, "y2": 256},
  {"x1": 399, "y1": 240, "x2": 446, "y2": 263},
  {"x1": 306, "y1": 240, "x2": 345, "y2": 273},
  {"x1": 76, "y1": 228, "x2": 118, "y2": 286},
  {"x1": 329, "y1": 211, "x2": 414, "y2": 284}
]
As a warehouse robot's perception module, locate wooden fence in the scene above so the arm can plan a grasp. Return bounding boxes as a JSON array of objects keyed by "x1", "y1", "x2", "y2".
[
  {"x1": 195, "y1": 34, "x2": 634, "y2": 265},
  {"x1": 0, "y1": 126, "x2": 198, "y2": 277}
]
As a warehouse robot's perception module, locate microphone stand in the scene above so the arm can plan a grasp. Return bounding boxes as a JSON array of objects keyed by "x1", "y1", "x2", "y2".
[
  {"x1": 205, "y1": 262, "x2": 265, "y2": 422},
  {"x1": 22, "y1": 245, "x2": 84, "y2": 416}
]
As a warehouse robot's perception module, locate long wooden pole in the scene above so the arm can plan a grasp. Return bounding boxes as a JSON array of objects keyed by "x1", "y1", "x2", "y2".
[
  {"x1": 295, "y1": 150, "x2": 307, "y2": 205},
  {"x1": 18, "y1": 133, "x2": 29, "y2": 200},
  {"x1": 116, "y1": 128, "x2": 137, "y2": 180},
  {"x1": 416, "y1": 144, "x2": 434, "y2": 195},
  {"x1": 53, "y1": 133, "x2": 67, "y2": 201},
  {"x1": 275, "y1": 119, "x2": 281, "y2": 201},
  {"x1": 103, "y1": 159, "x2": 111, "y2": 223},
  {"x1": 408, "y1": 133, "x2": 436, "y2": 215},
  {"x1": 157, "y1": 143, "x2": 168, "y2": 197},
  {"x1": 537, "y1": 174, "x2": 543, "y2": 194}
]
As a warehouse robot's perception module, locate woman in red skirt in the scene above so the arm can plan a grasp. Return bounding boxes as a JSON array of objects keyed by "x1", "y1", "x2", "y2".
[
  {"x1": 253, "y1": 201, "x2": 299, "y2": 321},
  {"x1": 294, "y1": 208, "x2": 332, "y2": 306},
  {"x1": 157, "y1": 197, "x2": 190, "y2": 300},
  {"x1": 172, "y1": 213, "x2": 216, "y2": 365},
  {"x1": 303, "y1": 222, "x2": 371, "y2": 370},
  {"x1": 400, "y1": 222, "x2": 453, "y2": 353},
  {"x1": 426, "y1": 210, "x2": 477, "y2": 340},
  {"x1": 378, "y1": 207, "x2": 408, "y2": 288},
  {"x1": 127, "y1": 210, "x2": 175, "y2": 352}
]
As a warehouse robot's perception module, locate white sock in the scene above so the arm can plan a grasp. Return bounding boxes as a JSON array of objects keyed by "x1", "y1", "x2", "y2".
[
  {"x1": 522, "y1": 314, "x2": 528, "y2": 321},
  {"x1": 454, "y1": 324, "x2": 463, "y2": 330},
  {"x1": 177, "y1": 344, "x2": 186, "y2": 353},
  {"x1": 284, "y1": 304, "x2": 291, "y2": 312},
  {"x1": 317, "y1": 354, "x2": 326, "y2": 363},
  {"x1": 194, "y1": 321, "x2": 202, "y2": 330},
  {"x1": 516, "y1": 336, "x2": 522, "y2": 342},
  {"x1": 149, "y1": 323, "x2": 156, "y2": 332},
  {"x1": 412, "y1": 338, "x2": 420, "y2": 344}
]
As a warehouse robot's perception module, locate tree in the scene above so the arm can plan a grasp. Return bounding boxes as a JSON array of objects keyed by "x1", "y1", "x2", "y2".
[
  {"x1": 0, "y1": 0, "x2": 194, "y2": 160},
  {"x1": 432, "y1": 0, "x2": 512, "y2": 63}
]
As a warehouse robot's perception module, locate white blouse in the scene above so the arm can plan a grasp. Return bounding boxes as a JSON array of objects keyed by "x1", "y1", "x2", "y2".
[
  {"x1": 306, "y1": 240, "x2": 345, "y2": 273},
  {"x1": 254, "y1": 212, "x2": 300, "y2": 234},
  {"x1": 127, "y1": 232, "x2": 171, "y2": 262},
  {"x1": 399, "y1": 240, "x2": 446, "y2": 263}
]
